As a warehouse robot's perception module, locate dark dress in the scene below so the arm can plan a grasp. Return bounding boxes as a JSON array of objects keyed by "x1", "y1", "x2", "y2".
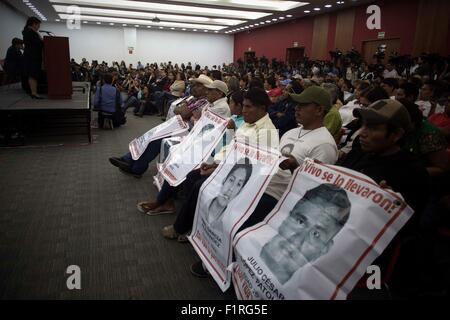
[{"x1": 22, "y1": 27, "x2": 43, "y2": 80}]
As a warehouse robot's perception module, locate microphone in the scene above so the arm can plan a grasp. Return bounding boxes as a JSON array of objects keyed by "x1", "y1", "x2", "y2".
[{"x1": 39, "y1": 30, "x2": 55, "y2": 36}]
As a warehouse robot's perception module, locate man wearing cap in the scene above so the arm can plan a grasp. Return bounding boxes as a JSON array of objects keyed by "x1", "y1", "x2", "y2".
[
  {"x1": 204, "y1": 80, "x2": 231, "y2": 118},
  {"x1": 339, "y1": 99, "x2": 429, "y2": 216},
  {"x1": 4, "y1": 38, "x2": 24, "y2": 83},
  {"x1": 338, "y1": 99, "x2": 429, "y2": 290},
  {"x1": 167, "y1": 74, "x2": 212, "y2": 120},
  {"x1": 108, "y1": 76, "x2": 218, "y2": 177},
  {"x1": 239, "y1": 86, "x2": 339, "y2": 235}
]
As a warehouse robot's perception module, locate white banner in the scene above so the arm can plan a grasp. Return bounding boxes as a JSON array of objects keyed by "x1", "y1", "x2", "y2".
[
  {"x1": 189, "y1": 139, "x2": 281, "y2": 292},
  {"x1": 153, "y1": 137, "x2": 185, "y2": 191},
  {"x1": 129, "y1": 115, "x2": 189, "y2": 161},
  {"x1": 159, "y1": 109, "x2": 229, "y2": 187},
  {"x1": 232, "y1": 159, "x2": 413, "y2": 300}
]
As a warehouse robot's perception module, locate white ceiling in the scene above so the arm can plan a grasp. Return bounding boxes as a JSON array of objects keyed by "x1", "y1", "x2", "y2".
[{"x1": 7, "y1": 0, "x2": 373, "y2": 34}]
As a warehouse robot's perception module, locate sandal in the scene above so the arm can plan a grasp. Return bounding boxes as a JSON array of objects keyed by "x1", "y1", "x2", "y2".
[
  {"x1": 137, "y1": 201, "x2": 160, "y2": 214},
  {"x1": 146, "y1": 204, "x2": 175, "y2": 216}
]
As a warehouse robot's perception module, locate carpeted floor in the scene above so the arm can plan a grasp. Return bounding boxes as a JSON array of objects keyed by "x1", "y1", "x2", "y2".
[{"x1": 0, "y1": 110, "x2": 235, "y2": 300}]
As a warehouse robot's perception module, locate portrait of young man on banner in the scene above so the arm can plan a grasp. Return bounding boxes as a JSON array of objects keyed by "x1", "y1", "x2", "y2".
[
  {"x1": 232, "y1": 159, "x2": 413, "y2": 300},
  {"x1": 159, "y1": 110, "x2": 229, "y2": 186},
  {"x1": 260, "y1": 184, "x2": 351, "y2": 285},
  {"x1": 204, "y1": 158, "x2": 253, "y2": 230},
  {"x1": 190, "y1": 139, "x2": 280, "y2": 292}
]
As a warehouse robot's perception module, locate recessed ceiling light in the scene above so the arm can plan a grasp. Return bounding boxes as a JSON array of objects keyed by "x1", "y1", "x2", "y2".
[
  {"x1": 286, "y1": 14, "x2": 293, "y2": 18},
  {"x1": 304, "y1": 10, "x2": 311, "y2": 13},
  {"x1": 57, "y1": 13, "x2": 226, "y2": 31},
  {"x1": 325, "y1": 4, "x2": 333, "y2": 8},
  {"x1": 49, "y1": 0, "x2": 271, "y2": 20},
  {"x1": 279, "y1": 17, "x2": 285, "y2": 20},
  {"x1": 96, "y1": 22, "x2": 101, "y2": 24},
  {"x1": 52, "y1": 5, "x2": 246, "y2": 26},
  {"x1": 314, "y1": 8, "x2": 321, "y2": 11},
  {"x1": 109, "y1": 22, "x2": 114, "y2": 25}
]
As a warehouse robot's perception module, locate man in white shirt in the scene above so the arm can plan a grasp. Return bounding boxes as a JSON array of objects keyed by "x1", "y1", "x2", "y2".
[
  {"x1": 383, "y1": 63, "x2": 400, "y2": 79},
  {"x1": 416, "y1": 81, "x2": 435, "y2": 117},
  {"x1": 241, "y1": 86, "x2": 338, "y2": 232}
]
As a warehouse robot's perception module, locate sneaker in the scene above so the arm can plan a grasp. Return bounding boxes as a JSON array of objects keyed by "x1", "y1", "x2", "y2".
[
  {"x1": 161, "y1": 225, "x2": 179, "y2": 240},
  {"x1": 177, "y1": 234, "x2": 189, "y2": 243},
  {"x1": 109, "y1": 157, "x2": 131, "y2": 171},
  {"x1": 119, "y1": 167, "x2": 142, "y2": 179},
  {"x1": 190, "y1": 261, "x2": 209, "y2": 278}
]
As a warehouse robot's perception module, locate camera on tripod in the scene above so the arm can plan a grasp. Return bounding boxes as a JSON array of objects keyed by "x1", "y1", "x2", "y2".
[{"x1": 373, "y1": 44, "x2": 387, "y2": 63}]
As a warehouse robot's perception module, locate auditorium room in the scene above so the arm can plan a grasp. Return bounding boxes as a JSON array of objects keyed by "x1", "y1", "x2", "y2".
[{"x1": 0, "y1": 0, "x2": 449, "y2": 304}]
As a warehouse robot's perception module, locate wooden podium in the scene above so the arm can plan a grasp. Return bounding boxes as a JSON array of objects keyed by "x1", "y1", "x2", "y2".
[{"x1": 43, "y1": 36, "x2": 72, "y2": 100}]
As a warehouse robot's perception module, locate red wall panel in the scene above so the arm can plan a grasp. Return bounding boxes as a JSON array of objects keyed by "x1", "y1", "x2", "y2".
[
  {"x1": 233, "y1": 17, "x2": 314, "y2": 62},
  {"x1": 233, "y1": 0, "x2": 424, "y2": 61},
  {"x1": 352, "y1": 0, "x2": 419, "y2": 55}
]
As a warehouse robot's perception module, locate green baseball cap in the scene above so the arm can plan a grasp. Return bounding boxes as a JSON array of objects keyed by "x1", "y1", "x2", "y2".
[
  {"x1": 353, "y1": 99, "x2": 413, "y2": 132},
  {"x1": 289, "y1": 86, "x2": 332, "y2": 111}
]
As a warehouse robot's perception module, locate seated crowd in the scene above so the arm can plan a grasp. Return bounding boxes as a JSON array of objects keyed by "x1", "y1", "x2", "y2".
[{"x1": 79, "y1": 54, "x2": 450, "y2": 298}]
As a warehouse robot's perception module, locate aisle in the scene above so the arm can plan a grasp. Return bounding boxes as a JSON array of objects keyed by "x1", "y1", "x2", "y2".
[{"x1": 0, "y1": 111, "x2": 232, "y2": 299}]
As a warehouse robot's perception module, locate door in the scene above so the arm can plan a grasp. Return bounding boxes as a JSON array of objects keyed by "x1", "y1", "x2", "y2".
[
  {"x1": 286, "y1": 47, "x2": 305, "y2": 67},
  {"x1": 244, "y1": 51, "x2": 256, "y2": 62},
  {"x1": 362, "y1": 38, "x2": 401, "y2": 65}
]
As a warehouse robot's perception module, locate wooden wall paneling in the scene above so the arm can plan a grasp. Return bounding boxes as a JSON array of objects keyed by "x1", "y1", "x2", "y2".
[
  {"x1": 312, "y1": 14, "x2": 330, "y2": 60},
  {"x1": 413, "y1": 0, "x2": 450, "y2": 55},
  {"x1": 334, "y1": 8, "x2": 356, "y2": 53}
]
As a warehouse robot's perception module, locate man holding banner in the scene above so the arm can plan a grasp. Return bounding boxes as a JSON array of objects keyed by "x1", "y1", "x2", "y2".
[
  {"x1": 237, "y1": 86, "x2": 339, "y2": 233},
  {"x1": 232, "y1": 99, "x2": 429, "y2": 300},
  {"x1": 232, "y1": 160, "x2": 414, "y2": 300},
  {"x1": 108, "y1": 75, "x2": 213, "y2": 178},
  {"x1": 159, "y1": 88, "x2": 278, "y2": 244},
  {"x1": 136, "y1": 81, "x2": 232, "y2": 215},
  {"x1": 189, "y1": 139, "x2": 281, "y2": 291}
]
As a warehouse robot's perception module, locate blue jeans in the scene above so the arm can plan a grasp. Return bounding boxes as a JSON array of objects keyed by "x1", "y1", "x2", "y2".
[
  {"x1": 156, "y1": 180, "x2": 179, "y2": 205},
  {"x1": 121, "y1": 139, "x2": 162, "y2": 175}
]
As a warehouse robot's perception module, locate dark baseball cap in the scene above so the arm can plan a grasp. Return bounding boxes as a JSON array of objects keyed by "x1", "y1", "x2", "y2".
[
  {"x1": 289, "y1": 86, "x2": 332, "y2": 111},
  {"x1": 12, "y1": 38, "x2": 23, "y2": 45},
  {"x1": 353, "y1": 99, "x2": 412, "y2": 132}
]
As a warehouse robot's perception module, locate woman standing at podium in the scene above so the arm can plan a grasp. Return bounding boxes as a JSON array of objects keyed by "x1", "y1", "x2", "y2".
[{"x1": 22, "y1": 17, "x2": 44, "y2": 99}]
